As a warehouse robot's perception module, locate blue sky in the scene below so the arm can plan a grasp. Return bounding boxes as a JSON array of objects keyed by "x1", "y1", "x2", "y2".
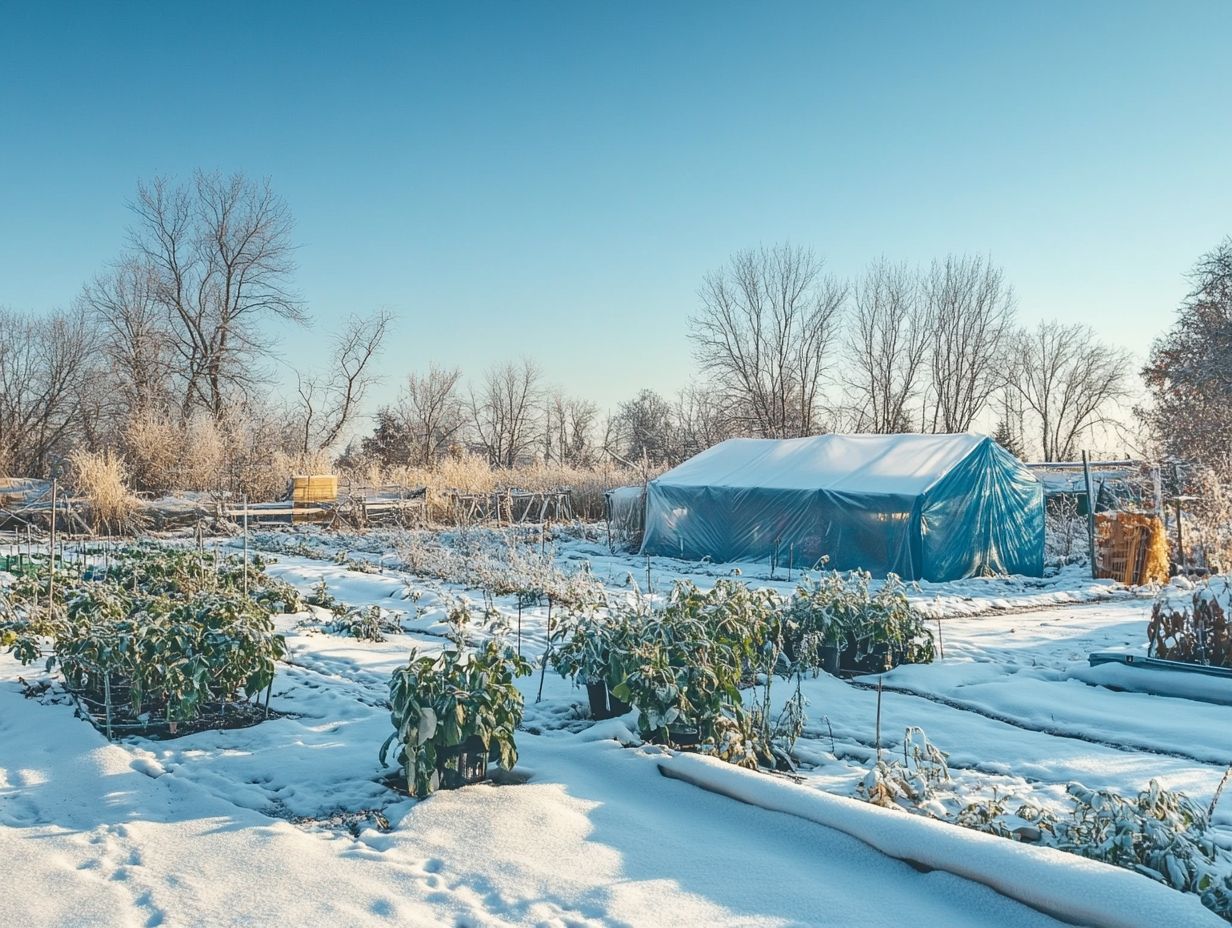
[{"x1": 2, "y1": 1, "x2": 1230, "y2": 414}]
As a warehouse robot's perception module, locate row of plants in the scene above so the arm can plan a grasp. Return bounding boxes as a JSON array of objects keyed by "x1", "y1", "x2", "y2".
[
  {"x1": 859, "y1": 725, "x2": 1232, "y2": 922},
  {"x1": 1, "y1": 545, "x2": 293, "y2": 735},
  {"x1": 378, "y1": 569, "x2": 936, "y2": 801}
]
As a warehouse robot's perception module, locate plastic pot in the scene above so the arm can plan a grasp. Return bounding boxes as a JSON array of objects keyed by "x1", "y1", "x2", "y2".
[
  {"x1": 821, "y1": 643, "x2": 842, "y2": 676},
  {"x1": 585, "y1": 681, "x2": 631, "y2": 720},
  {"x1": 436, "y1": 735, "x2": 493, "y2": 790}
]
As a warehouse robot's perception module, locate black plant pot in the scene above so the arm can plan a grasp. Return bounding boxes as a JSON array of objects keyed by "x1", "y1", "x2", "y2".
[
  {"x1": 586, "y1": 681, "x2": 631, "y2": 720},
  {"x1": 842, "y1": 642, "x2": 897, "y2": 675},
  {"x1": 821, "y1": 643, "x2": 842, "y2": 676},
  {"x1": 436, "y1": 735, "x2": 494, "y2": 790},
  {"x1": 649, "y1": 725, "x2": 701, "y2": 749}
]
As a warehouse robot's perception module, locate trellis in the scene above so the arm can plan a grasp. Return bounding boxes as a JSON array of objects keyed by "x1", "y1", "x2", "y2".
[{"x1": 446, "y1": 487, "x2": 573, "y2": 525}]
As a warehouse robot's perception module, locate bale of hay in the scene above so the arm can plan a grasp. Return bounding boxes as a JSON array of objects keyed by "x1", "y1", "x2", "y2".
[
  {"x1": 290, "y1": 474, "x2": 338, "y2": 503},
  {"x1": 1095, "y1": 512, "x2": 1169, "y2": 585}
]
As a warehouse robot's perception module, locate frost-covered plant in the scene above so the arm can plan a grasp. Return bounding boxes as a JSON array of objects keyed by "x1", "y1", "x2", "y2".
[
  {"x1": 786, "y1": 571, "x2": 933, "y2": 672},
  {"x1": 380, "y1": 640, "x2": 532, "y2": 798},
  {"x1": 1044, "y1": 781, "x2": 1232, "y2": 915},
  {"x1": 306, "y1": 579, "x2": 347, "y2": 616},
  {"x1": 610, "y1": 580, "x2": 782, "y2": 747},
  {"x1": 329, "y1": 605, "x2": 403, "y2": 642},
  {"x1": 858, "y1": 727, "x2": 951, "y2": 810},
  {"x1": 40, "y1": 583, "x2": 286, "y2": 724},
  {"x1": 1149, "y1": 578, "x2": 1232, "y2": 667}
]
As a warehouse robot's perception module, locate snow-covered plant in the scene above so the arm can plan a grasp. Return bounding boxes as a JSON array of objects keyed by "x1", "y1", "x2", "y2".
[
  {"x1": 329, "y1": 605, "x2": 402, "y2": 642},
  {"x1": 39, "y1": 583, "x2": 286, "y2": 724},
  {"x1": 1149, "y1": 578, "x2": 1232, "y2": 667},
  {"x1": 786, "y1": 571, "x2": 933, "y2": 672},
  {"x1": 306, "y1": 579, "x2": 347, "y2": 616},
  {"x1": 858, "y1": 727, "x2": 951, "y2": 811},
  {"x1": 1043, "y1": 780, "x2": 1232, "y2": 915},
  {"x1": 611, "y1": 580, "x2": 781, "y2": 746},
  {"x1": 380, "y1": 639, "x2": 532, "y2": 798}
]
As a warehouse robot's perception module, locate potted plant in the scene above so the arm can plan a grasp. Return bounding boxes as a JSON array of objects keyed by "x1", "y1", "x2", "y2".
[
  {"x1": 551, "y1": 608, "x2": 635, "y2": 719},
  {"x1": 380, "y1": 639, "x2": 532, "y2": 798},
  {"x1": 842, "y1": 573, "x2": 935, "y2": 673}
]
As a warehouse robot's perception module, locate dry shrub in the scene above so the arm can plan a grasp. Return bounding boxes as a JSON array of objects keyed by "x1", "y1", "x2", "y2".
[
  {"x1": 67, "y1": 448, "x2": 142, "y2": 533},
  {"x1": 122, "y1": 412, "x2": 183, "y2": 494}
]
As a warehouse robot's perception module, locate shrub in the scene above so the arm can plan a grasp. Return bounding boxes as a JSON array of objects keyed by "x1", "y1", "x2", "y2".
[{"x1": 329, "y1": 605, "x2": 403, "y2": 642}]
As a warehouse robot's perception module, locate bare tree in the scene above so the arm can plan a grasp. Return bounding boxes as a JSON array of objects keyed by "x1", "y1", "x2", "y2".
[
  {"x1": 542, "y1": 391, "x2": 600, "y2": 467},
  {"x1": 293, "y1": 310, "x2": 391, "y2": 454},
  {"x1": 691, "y1": 244, "x2": 845, "y2": 437},
  {"x1": 923, "y1": 255, "x2": 1016, "y2": 432},
  {"x1": 127, "y1": 171, "x2": 306, "y2": 419},
  {"x1": 673, "y1": 384, "x2": 737, "y2": 460},
  {"x1": 0, "y1": 307, "x2": 98, "y2": 475},
  {"x1": 469, "y1": 359, "x2": 543, "y2": 467},
  {"x1": 400, "y1": 364, "x2": 467, "y2": 465},
  {"x1": 611, "y1": 389, "x2": 677, "y2": 464},
  {"x1": 843, "y1": 260, "x2": 930, "y2": 433},
  {"x1": 79, "y1": 258, "x2": 176, "y2": 415},
  {"x1": 1010, "y1": 320, "x2": 1132, "y2": 461}
]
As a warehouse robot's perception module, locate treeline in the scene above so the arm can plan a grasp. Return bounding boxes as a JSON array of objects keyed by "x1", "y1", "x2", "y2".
[{"x1": 0, "y1": 170, "x2": 1215, "y2": 499}]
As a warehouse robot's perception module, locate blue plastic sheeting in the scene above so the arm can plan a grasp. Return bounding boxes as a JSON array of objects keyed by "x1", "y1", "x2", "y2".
[{"x1": 639, "y1": 433, "x2": 1044, "y2": 581}]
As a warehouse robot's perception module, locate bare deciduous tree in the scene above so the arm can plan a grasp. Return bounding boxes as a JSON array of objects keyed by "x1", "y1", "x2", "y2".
[
  {"x1": 128, "y1": 171, "x2": 306, "y2": 419},
  {"x1": 543, "y1": 391, "x2": 599, "y2": 467},
  {"x1": 400, "y1": 364, "x2": 467, "y2": 465},
  {"x1": 1010, "y1": 320, "x2": 1131, "y2": 461},
  {"x1": 79, "y1": 258, "x2": 176, "y2": 415},
  {"x1": 673, "y1": 384, "x2": 736, "y2": 460},
  {"x1": 844, "y1": 260, "x2": 930, "y2": 433},
  {"x1": 691, "y1": 244, "x2": 845, "y2": 437},
  {"x1": 612, "y1": 389, "x2": 677, "y2": 464},
  {"x1": 0, "y1": 307, "x2": 98, "y2": 475},
  {"x1": 469, "y1": 359, "x2": 543, "y2": 467},
  {"x1": 294, "y1": 310, "x2": 391, "y2": 454},
  {"x1": 924, "y1": 254, "x2": 1016, "y2": 432}
]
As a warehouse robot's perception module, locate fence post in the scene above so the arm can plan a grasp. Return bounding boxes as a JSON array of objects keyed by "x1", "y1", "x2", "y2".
[{"x1": 1082, "y1": 451, "x2": 1097, "y2": 579}]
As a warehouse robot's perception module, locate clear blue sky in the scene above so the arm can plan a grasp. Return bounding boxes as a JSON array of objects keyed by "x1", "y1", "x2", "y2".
[{"x1": 2, "y1": 1, "x2": 1230, "y2": 415}]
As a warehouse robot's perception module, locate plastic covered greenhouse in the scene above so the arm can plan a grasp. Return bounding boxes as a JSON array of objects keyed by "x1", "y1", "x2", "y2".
[{"x1": 638, "y1": 433, "x2": 1044, "y2": 581}]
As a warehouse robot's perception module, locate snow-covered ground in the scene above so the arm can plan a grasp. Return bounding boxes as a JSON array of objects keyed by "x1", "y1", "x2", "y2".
[{"x1": 1, "y1": 526, "x2": 1225, "y2": 926}]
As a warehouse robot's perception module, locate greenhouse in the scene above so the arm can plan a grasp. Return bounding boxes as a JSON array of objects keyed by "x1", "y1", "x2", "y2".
[{"x1": 639, "y1": 433, "x2": 1045, "y2": 581}]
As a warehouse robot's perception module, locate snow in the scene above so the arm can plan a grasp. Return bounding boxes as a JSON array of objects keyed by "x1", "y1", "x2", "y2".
[
  {"x1": 650, "y1": 432, "x2": 988, "y2": 494},
  {"x1": 3, "y1": 527, "x2": 1229, "y2": 926}
]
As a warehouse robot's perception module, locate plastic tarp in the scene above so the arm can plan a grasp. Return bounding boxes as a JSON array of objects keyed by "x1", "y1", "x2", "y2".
[{"x1": 639, "y1": 433, "x2": 1044, "y2": 581}]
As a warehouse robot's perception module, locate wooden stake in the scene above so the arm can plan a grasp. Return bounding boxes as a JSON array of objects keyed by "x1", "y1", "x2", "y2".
[
  {"x1": 1082, "y1": 451, "x2": 1097, "y2": 579},
  {"x1": 48, "y1": 478, "x2": 57, "y2": 613}
]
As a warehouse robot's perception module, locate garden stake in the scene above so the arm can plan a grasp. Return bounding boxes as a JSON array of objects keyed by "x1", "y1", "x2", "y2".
[
  {"x1": 103, "y1": 674, "x2": 113, "y2": 742},
  {"x1": 874, "y1": 676, "x2": 883, "y2": 763},
  {"x1": 936, "y1": 618, "x2": 945, "y2": 659},
  {"x1": 536, "y1": 595, "x2": 554, "y2": 703}
]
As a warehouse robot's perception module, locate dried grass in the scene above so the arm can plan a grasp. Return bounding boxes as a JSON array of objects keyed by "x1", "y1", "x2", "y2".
[
  {"x1": 356, "y1": 453, "x2": 657, "y2": 521},
  {"x1": 66, "y1": 448, "x2": 143, "y2": 533}
]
